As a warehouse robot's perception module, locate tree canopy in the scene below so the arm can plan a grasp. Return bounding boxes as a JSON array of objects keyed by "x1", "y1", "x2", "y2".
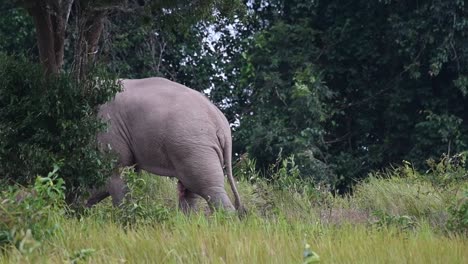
[
  {"x1": 5, "y1": 0, "x2": 240, "y2": 75},
  {"x1": 233, "y1": 0, "x2": 468, "y2": 190}
]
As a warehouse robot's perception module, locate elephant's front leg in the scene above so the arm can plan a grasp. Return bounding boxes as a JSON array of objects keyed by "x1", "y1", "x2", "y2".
[
  {"x1": 86, "y1": 188, "x2": 110, "y2": 207},
  {"x1": 177, "y1": 180, "x2": 199, "y2": 214},
  {"x1": 107, "y1": 174, "x2": 128, "y2": 206},
  {"x1": 86, "y1": 174, "x2": 127, "y2": 207}
]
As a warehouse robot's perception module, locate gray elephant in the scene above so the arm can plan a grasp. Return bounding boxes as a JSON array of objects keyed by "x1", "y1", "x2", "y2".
[{"x1": 86, "y1": 77, "x2": 243, "y2": 214}]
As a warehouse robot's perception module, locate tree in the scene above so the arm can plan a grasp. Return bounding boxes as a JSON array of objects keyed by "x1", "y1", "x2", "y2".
[{"x1": 233, "y1": 2, "x2": 336, "y2": 184}]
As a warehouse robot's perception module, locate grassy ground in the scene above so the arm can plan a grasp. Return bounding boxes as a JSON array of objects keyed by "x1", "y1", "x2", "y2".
[
  {"x1": 1, "y1": 215, "x2": 467, "y2": 263},
  {"x1": 1, "y1": 168, "x2": 467, "y2": 263}
]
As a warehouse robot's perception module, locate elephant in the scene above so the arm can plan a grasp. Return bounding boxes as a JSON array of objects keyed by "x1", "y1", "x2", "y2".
[{"x1": 86, "y1": 77, "x2": 243, "y2": 214}]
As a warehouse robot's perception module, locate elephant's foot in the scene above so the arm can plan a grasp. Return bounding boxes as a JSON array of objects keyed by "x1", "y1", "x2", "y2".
[{"x1": 202, "y1": 187, "x2": 236, "y2": 213}]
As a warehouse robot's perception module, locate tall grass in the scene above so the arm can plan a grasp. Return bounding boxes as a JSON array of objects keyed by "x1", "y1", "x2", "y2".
[
  {"x1": 1, "y1": 156, "x2": 467, "y2": 263},
  {"x1": 355, "y1": 176, "x2": 444, "y2": 215},
  {"x1": 1, "y1": 214, "x2": 467, "y2": 263}
]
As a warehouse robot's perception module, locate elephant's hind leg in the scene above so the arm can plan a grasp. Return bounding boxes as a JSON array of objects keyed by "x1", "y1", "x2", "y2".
[
  {"x1": 202, "y1": 186, "x2": 235, "y2": 212},
  {"x1": 174, "y1": 149, "x2": 235, "y2": 213},
  {"x1": 177, "y1": 180, "x2": 199, "y2": 214}
]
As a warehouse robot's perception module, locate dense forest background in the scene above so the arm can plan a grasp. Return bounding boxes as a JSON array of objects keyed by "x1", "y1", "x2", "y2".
[{"x1": 1, "y1": 0, "x2": 467, "y2": 192}]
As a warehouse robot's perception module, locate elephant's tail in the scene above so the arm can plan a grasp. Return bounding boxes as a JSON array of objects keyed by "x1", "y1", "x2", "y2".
[{"x1": 223, "y1": 132, "x2": 245, "y2": 215}]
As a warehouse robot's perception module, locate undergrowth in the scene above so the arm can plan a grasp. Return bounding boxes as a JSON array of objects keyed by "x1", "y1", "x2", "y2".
[{"x1": 0, "y1": 165, "x2": 66, "y2": 253}]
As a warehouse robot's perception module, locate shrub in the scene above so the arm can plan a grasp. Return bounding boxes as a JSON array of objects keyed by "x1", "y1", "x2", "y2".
[
  {"x1": 0, "y1": 165, "x2": 66, "y2": 253},
  {"x1": 233, "y1": 154, "x2": 322, "y2": 222},
  {"x1": 0, "y1": 54, "x2": 120, "y2": 201},
  {"x1": 236, "y1": 154, "x2": 317, "y2": 197},
  {"x1": 447, "y1": 189, "x2": 468, "y2": 234},
  {"x1": 86, "y1": 168, "x2": 171, "y2": 227},
  {"x1": 424, "y1": 152, "x2": 468, "y2": 192},
  {"x1": 371, "y1": 210, "x2": 418, "y2": 231},
  {"x1": 117, "y1": 168, "x2": 171, "y2": 226}
]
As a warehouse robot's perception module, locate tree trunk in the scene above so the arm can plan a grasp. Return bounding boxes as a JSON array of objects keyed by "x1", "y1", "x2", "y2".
[
  {"x1": 27, "y1": 3, "x2": 59, "y2": 74},
  {"x1": 85, "y1": 11, "x2": 106, "y2": 55},
  {"x1": 53, "y1": 0, "x2": 74, "y2": 70},
  {"x1": 25, "y1": 0, "x2": 74, "y2": 74},
  {"x1": 25, "y1": 0, "x2": 110, "y2": 76},
  {"x1": 73, "y1": 8, "x2": 106, "y2": 80}
]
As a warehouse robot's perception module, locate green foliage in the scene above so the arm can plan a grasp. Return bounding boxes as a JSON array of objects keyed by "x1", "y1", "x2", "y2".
[
  {"x1": 0, "y1": 54, "x2": 120, "y2": 200},
  {"x1": 101, "y1": 0, "x2": 244, "y2": 93},
  {"x1": 269, "y1": 155, "x2": 318, "y2": 197},
  {"x1": 86, "y1": 169, "x2": 171, "y2": 227},
  {"x1": 417, "y1": 153, "x2": 468, "y2": 234},
  {"x1": 0, "y1": 166, "x2": 66, "y2": 253},
  {"x1": 233, "y1": 154, "x2": 336, "y2": 223},
  {"x1": 447, "y1": 190, "x2": 468, "y2": 235},
  {"x1": 116, "y1": 168, "x2": 171, "y2": 226},
  {"x1": 235, "y1": 154, "x2": 318, "y2": 198},
  {"x1": 270, "y1": 156, "x2": 302, "y2": 188},
  {"x1": 354, "y1": 173, "x2": 446, "y2": 220},
  {"x1": 0, "y1": 1, "x2": 35, "y2": 57},
  {"x1": 414, "y1": 113, "x2": 466, "y2": 160},
  {"x1": 0, "y1": 165, "x2": 466, "y2": 263},
  {"x1": 353, "y1": 154, "x2": 468, "y2": 232},
  {"x1": 2, "y1": 0, "x2": 467, "y2": 195},
  {"x1": 424, "y1": 152, "x2": 468, "y2": 191},
  {"x1": 233, "y1": 154, "x2": 261, "y2": 183},
  {"x1": 408, "y1": 153, "x2": 468, "y2": 234},
  {"x1": 235, "y1": 23, "x2": 335, "y2": 184},
  {"x1": 234, "y1": 0, "x2": 468, "y2": 191}
]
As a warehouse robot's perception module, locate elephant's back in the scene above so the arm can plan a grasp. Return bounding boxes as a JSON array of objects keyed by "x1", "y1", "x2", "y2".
[
  {"x1": 116, "y1": 77, "x2": 215, "y2": 115},
  {"x1": 98, "y1": 77, "x2": 229, "y2": 175}
]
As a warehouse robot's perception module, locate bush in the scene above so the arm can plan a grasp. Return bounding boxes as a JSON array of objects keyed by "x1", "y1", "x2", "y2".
[
  {"x1": 0, "y1": 54, "x2": 120, "y2": 201},
  {"x1": 371, "y1": 210, "x2": 418, "y2": 231},
  {"x1": 353, "y1": 175, "x2": 446, "y2": 219}
]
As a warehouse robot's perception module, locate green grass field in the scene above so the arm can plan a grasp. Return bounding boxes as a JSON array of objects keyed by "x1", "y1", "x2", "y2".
[
  {"x1": 2, "y1": 215, "x2": 467, "y2": 263},
  {"x1": 1, "y1": 169, "x2": 467, "y2": 263}
]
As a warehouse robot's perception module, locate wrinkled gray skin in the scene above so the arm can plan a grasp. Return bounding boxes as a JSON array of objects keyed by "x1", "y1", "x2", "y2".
[{"x1": 86, "y1": 77, "x2": 242, "y2": 213}]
